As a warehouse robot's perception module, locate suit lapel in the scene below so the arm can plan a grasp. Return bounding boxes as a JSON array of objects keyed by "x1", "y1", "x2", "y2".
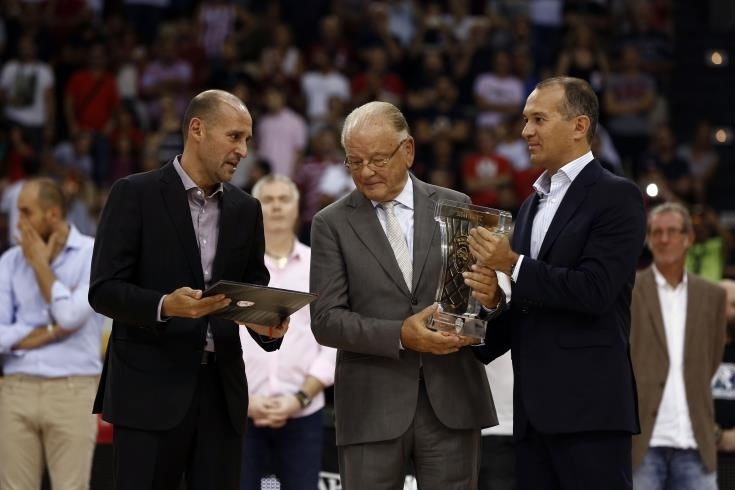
[
  {"x1": 347, "y1": 189, "x2": 412, "y2": 295},
  {"x1": 537, "y1": 161, "x2": 600, "y2": 260},
  {"x1": 683, "y1": 274, "x2": 702, "y2": 362},
  {"x1": 514, "y1": 193, "x2": 540, "y2": 254},
  {"x1": 160, "y1": 163, "x2": 205, "y2": 288},
  {"x1": 212, "y1": 186, "x2": 235, "y2": 283},
  {"x1": 411, "y1": 178, "x2": 438, "y2": 293},
  {"x1": 640, "y1": 269, "x2": 669, "y2": 355}
]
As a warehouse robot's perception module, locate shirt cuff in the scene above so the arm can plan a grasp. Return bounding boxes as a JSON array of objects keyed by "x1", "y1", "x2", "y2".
[
  {"x1": 0, "y1": 322, "x2": 36, "y2": 354},
  {"x1": 512, "y1": 255, "x2": 524, "y2": 283},
  {"x1": 156, "y1": 295, "x2": 169, "y2": 322}
]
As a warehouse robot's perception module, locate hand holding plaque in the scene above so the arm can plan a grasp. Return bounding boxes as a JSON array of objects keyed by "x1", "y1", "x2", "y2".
[{"x1": 427, "y1": 200, "x2": 512, "y2": 344}]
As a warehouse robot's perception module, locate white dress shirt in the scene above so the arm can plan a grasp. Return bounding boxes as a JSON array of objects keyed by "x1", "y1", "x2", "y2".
[
  {"x1": 512, "y1": 151, "x2": 594, "y2": 281},
  {"x1": 371, "y1": 177, "x2": 415, "y2": 262},
  {"x1": 649, "y1": 265, "x2": 697, "y2": 449}
]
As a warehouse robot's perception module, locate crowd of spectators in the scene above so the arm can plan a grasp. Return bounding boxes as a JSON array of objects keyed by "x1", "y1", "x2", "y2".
[
  {"x1": 1, "y1": 1, "x2": 735, "y2": 488},
  {"x1": 1, "y1": 0, "x2": 732, "y2": 275}
]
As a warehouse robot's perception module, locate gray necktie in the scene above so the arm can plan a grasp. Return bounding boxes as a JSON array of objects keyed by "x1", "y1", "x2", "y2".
[{"x1": 381, "y1": 200, "x2": 412, "y2": 289}]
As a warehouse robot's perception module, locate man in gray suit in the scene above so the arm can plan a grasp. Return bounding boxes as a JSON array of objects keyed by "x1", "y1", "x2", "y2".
[{"x1": 310, "y1": 101, "x2": 501, "y2": 489}]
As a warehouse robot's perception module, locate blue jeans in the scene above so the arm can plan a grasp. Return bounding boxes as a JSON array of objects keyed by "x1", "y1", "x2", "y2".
[
  {"x1": 633, "y1": 447, "x2": 717, "y2": 490},
  {"x1": 240, "y1": 409, "x2": 324, "y2": 490}
]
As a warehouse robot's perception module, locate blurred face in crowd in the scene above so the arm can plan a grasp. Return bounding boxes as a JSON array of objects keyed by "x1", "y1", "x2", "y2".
[
  {"x1": 192, "y1": 99, "x2": 252, "y2": 188},
  {"x1": 344, "y1": 119, "x2": 414, "y2": 203},
  {"x1": 522, "y1": 84, "x2": 586, "y2": 172},
  {"x1": 257, "y1": 180, "x2": 298, "y2": 236},
  {"x1": 647, "y1": 210, "x2": 692, "y2": 270}
]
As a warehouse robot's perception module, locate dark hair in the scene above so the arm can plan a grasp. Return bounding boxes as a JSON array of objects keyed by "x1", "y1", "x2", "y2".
[
  {"x1": 30, "y1": 177, "x2": 67, "y2": 216},
  {"x1": 536, "y1": 77, "x2": 599, "y2": 144}
]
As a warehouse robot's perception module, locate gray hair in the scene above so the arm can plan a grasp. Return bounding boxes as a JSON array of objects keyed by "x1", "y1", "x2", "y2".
[
  {"x1": 647, "y1": 201, "x2": 693, "y2": 234},
  {"x1": 251, "y1": 174, "x2": 300, "y2": 203},
  {"x1": 341, "y1": 101, "x2": 409, "y2": 147}
]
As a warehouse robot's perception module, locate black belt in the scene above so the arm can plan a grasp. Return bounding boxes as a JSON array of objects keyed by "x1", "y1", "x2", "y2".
[{"x1": 201, "y1": 351, "x2": 216, "y2": 365}]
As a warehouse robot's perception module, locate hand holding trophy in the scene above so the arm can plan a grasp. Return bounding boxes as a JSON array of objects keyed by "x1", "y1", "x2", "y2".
[{"x1": 427, "y1": 199, "x2": 513, "y2": 344}]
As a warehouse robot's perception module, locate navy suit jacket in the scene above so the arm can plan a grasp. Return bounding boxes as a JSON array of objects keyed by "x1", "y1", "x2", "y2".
[
  {"x1": 89, "y1": 162, "x2": 279, "y2": 434},
  {"x1": 477, "y1": 159, "x2": 646, "y2": 438}
]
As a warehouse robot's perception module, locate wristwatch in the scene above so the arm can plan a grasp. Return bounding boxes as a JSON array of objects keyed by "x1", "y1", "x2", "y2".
[{"x1": 294, "y1": 390, "x2": 313, "y2": 409}]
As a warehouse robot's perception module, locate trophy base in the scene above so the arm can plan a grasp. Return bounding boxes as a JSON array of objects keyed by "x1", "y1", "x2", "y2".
[{"x1": 427, "y1": 310, "x2": 486, "y2": 345}]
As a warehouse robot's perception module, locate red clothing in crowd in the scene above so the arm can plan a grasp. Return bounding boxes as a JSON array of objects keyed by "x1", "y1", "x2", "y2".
[
  {"x1": 461, "y1": 152, "x2": 513, "y2": 208},
  {"x1": 65, "y1": 71, "x2": 119, "y2": 132}
]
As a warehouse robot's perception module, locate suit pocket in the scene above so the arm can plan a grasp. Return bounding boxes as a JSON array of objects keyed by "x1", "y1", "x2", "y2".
[
  {"x1": 558, "y1": 329, "x2": 613, "y2": 348},
  {"x1": 339, "y1": 351, "x2": 374, "y2": 363}
]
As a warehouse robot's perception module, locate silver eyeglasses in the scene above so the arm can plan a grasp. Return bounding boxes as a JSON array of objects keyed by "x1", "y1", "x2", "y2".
[{"x1": 344, "y1": 138, "x2": 407, "y2": 172}]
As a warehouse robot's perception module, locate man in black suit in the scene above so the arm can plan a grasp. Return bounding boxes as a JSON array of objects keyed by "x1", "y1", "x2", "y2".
[
  {"x1": 89, "y1": 89, "x2": 288, "y2": 490},
  {"x1": 470, "y1": 77, "x2": 647, "y2": 489}
]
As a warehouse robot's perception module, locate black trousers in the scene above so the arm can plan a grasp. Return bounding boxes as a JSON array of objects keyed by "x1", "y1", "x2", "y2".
[
  {"x1": 516, "y1": 426, "x2": 632, "y2": 490},
  {"x1": 112, "y1": 361, "x2": 242, "y2": 490},
  {"x1": 479, "y1": 435, "x2": 516, "y2": 490}
]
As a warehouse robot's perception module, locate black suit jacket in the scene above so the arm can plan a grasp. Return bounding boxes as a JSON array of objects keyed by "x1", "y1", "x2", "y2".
[
  {"x1": 89, "y1": 162, "x2": 279, "y2": 434},
  {"x1": 477, "y1": 159, "x2": 646, "y2": 438}
]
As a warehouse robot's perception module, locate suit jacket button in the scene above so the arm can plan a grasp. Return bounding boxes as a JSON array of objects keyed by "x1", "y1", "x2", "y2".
[{"x1": 411, "y1": 296, "x2": 418, "y2": 305}]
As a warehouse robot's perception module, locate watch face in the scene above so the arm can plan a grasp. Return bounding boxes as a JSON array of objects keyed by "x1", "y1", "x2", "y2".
[{"x1": 296, "y1": 391, "x2": 311, "y2": 408}]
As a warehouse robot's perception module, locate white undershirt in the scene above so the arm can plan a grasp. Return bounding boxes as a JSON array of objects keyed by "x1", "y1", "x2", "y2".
[{"x1": 649, "y1": 265, "x2": 697, "y2": 449}]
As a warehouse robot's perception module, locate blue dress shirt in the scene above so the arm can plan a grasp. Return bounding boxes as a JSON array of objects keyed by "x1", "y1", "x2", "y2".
[{"x1": 0, "y1": 225, "x2": 103, "y2": 377}]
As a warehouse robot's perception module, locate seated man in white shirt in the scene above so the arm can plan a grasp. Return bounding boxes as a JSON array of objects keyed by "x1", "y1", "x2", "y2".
[{"x1": 239, "y1": 174, "x2": 336, "y2": 490}]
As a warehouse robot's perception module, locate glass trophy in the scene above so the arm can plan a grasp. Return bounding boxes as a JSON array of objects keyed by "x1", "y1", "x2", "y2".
[{"x1": 428, "y1": 200, "x2": 513, "y2": 344}]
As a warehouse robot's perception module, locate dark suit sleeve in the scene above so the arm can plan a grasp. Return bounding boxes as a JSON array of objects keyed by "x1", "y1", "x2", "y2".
[
  {"x1": 89, "y1": 177, "x2": 163, "y2": 328},
  {"x1": 513, "y1": 179, "x2": 646, "y2": 314}
]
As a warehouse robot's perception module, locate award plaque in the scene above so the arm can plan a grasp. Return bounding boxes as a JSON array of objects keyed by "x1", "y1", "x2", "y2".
[
  {"x1": 428, "y1": 200, "x2": 513, "y2": 343},
  {"x1": 203, "y1": 280, "x2": 317, "y2": 325}
]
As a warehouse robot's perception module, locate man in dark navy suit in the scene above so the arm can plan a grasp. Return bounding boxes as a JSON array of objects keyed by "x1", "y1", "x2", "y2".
[
  {"x1": 471, "y1": 77, "x2": 647, "y2": 489},
  {"x1": 89, "y1": 90, "x2": 288, "y2": 490}
]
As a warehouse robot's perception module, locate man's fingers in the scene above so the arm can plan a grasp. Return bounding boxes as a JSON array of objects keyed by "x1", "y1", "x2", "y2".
[
  {"x1": 416, "y1": 303, "x2": 439, "y2": 321},
  {"x1": 177, "y1": 287, "x2": 205, "y2": 299}
]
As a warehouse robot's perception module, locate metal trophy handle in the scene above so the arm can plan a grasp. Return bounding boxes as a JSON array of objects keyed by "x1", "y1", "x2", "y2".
[{"x1": 428, "y1": 199, "x2": 513, "y2": 344}]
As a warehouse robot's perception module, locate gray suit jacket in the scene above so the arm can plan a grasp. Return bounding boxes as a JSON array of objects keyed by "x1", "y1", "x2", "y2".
[
  {"x1": 630, "y1": 267, "x2": 726, "y2": 472},
  {"x1": 310, "y1": 175, "x2": 497, "y2": 446}
]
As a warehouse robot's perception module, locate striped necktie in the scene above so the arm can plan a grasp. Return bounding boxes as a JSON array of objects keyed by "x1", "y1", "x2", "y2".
[{"x1": 381, "y1": 200, "x2": 412, "y2": 289}]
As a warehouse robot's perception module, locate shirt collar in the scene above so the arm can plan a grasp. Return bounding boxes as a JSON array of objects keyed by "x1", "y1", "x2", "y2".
[
  {"x1": 533, "y1": 151, "x2": 594, "y2": 197},
  {"x1": 371, "y1": 175, "x2": 414, "y2": 211},
  {"x1": 63, "y1": 224, "x2": 85, "y2": 251},
  {"x1": 652, "y1": 263, "x2": 688, "y2": 289},
  {"x1": 173, "y1": 156, "x2": 224, "y2": 197}
]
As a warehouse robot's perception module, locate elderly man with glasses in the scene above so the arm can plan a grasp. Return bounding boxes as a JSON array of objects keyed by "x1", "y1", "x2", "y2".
[{"x1": 310, "y1": 101, "x2": 503, "y2": 489}]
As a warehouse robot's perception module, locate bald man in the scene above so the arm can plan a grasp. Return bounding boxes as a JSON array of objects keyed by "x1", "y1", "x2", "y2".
[{"x1": 89, "y1": 90, "x2": 288, "y2": 489}]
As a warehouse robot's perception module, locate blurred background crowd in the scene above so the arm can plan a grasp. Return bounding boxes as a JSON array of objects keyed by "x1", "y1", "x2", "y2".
[
  {"x1": 0, "y1": 0, "x2": 733, "y2": 280},
  {"x1": 1, "y1": 1, "x2": 735, "y2": 488}
]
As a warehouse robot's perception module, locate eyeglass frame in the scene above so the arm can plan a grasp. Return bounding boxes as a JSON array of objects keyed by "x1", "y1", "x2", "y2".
[
  {"x1": 343, "y1": 138, "x2": 408, "y2": 172},
  {"x1": 647, "y1": 227, "x2": 689, "y2": 239}
]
